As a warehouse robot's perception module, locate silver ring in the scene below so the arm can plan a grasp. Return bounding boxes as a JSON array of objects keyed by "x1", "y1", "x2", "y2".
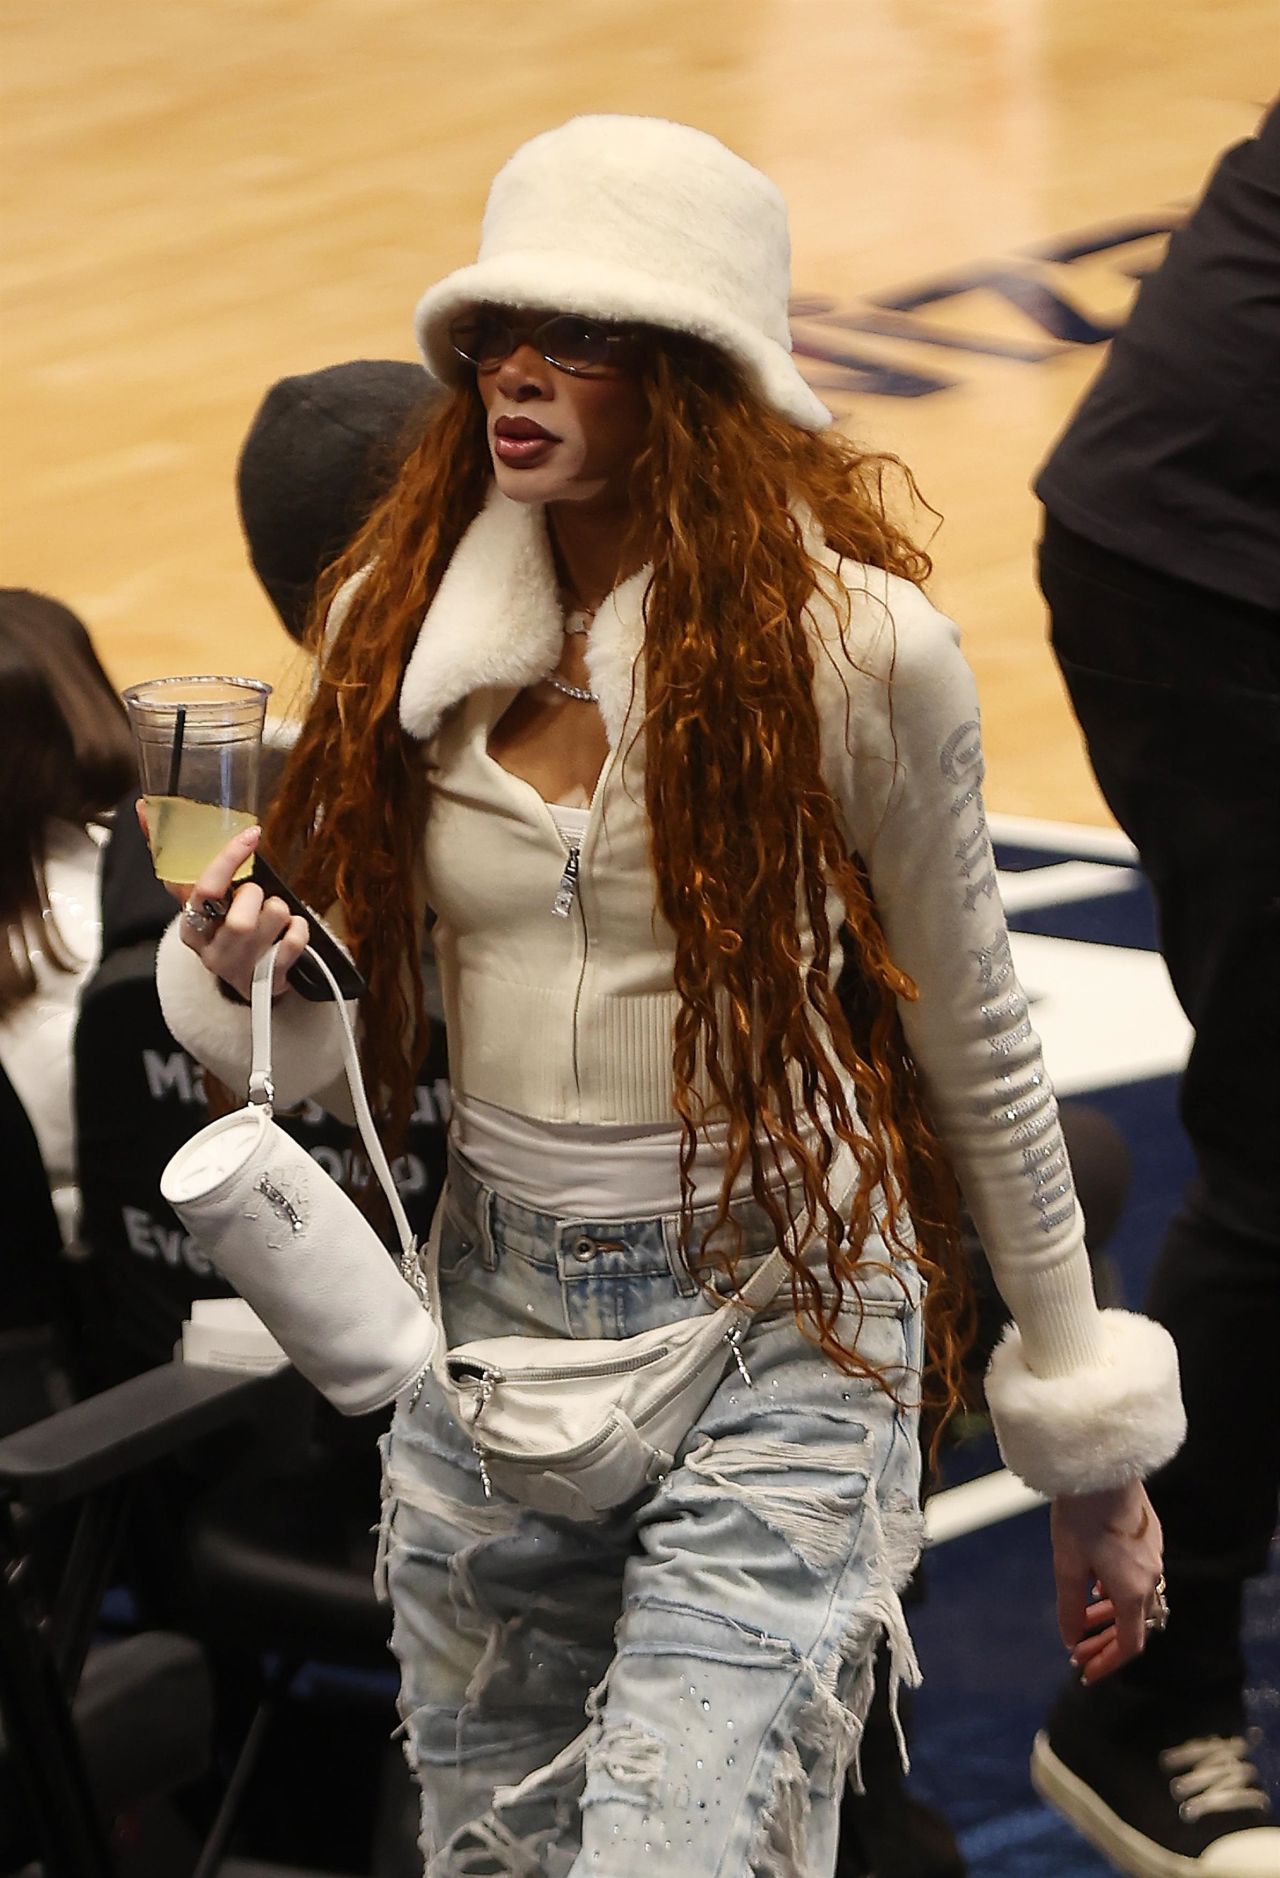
[
  {"x1": 1144, "y1": 1573, "x2": 1170, "y2": 1634},
  {"x1": 183, "y1": 899, "x2": 220, "y2": 937}
]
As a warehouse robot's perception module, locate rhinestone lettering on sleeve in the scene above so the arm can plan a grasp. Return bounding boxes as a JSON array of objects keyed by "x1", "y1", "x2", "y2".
[{"x1": 940, "y1": 721, "x2": 1077, "y2": 1235}]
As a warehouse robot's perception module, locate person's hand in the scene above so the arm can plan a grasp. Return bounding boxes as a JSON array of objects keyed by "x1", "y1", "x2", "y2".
[
  {"x1": 137, "y1": 803, "x2": 309, "y2": 999},
  {"x1": 1051, "y1": 1480, "x2": 1165, "y2": 1682}
]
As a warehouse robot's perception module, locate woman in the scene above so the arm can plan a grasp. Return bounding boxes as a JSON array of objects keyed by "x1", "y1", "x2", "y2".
[
  {"x1": 0, "y1": 589, "x2": 136, "y2": 1247},
  {"x1": 157, "y1": 117, "x2": 1183, "y2": 1877}
]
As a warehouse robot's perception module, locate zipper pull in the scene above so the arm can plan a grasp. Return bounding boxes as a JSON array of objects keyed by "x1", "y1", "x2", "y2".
[
  {"x1": 551, "y1": 841, "x2": 581, "y2": 918},
  {"x1": 725, "y1": 1323, "x2": 755, "y2": 1388},
  {"x1": 470, "y1": 1375, "x2": 496, "y2": 1496}
]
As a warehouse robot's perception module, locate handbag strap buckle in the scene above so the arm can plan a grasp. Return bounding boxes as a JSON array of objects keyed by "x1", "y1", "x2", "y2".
[{"x1": 400, "y1": 1240, "x2": 429, "y2": 1304}]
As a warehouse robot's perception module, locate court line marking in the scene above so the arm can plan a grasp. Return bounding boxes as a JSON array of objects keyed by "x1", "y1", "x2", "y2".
[
  {"x1": 925, "y1": 1468, "x2": 1047, "y2": 1545},
  {"x1": 988, "y1": 813, "x2": 1138, "y2": 864},
  {"x1": 997, "y1": 861, "x2": 1138, "y2": 914}
]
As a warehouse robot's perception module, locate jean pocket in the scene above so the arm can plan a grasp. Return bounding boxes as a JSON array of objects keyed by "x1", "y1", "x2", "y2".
[{"x1": 846, "y1": 1255, "x2": 924, "y2": 1318}]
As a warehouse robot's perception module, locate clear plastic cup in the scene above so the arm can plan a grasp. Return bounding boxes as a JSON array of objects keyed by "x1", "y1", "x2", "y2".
[{"x1": 123, "y1": 675, "x2": 271, "y2": 885}]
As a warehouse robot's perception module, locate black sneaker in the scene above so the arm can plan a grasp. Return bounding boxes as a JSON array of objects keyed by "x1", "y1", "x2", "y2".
[{"x1": 1031, "y1": 1678, "x2": 1278, "y2": 1875}]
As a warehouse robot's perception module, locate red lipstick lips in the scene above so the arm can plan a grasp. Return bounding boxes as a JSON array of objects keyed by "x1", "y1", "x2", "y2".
[
  {"x1": 492, "y1": 413, "x2": 559, "y2": 466},
  {"x1": 495, "y1": 415, "x2": 555, "y2": 439}
]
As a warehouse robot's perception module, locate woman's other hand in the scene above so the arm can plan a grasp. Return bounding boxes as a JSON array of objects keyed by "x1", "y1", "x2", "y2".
[
  {"x1": 138, "y1": 803, "x2": 309, "y2": 999},
  {"x1": 1051, "y1": 1480, "x2": 1165, "y2": 1682}
]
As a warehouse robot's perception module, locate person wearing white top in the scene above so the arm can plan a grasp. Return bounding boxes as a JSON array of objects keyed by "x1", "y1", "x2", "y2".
[{"x1": 154, "y1": 118, "x2": 1184, "y2": 1878}]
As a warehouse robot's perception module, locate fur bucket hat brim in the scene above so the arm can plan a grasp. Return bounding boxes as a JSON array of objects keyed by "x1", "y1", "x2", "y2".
[{"x1": 414, "y1": 115, "x2": 831, "y2": 433}]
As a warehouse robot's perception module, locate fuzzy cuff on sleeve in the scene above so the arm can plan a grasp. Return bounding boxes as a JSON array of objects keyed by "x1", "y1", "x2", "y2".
[
  {"x1": 155, "y1": 917, "x2": 349, "y2": 1109},
  {"x1": 984, "y1": 1309, "x2": 1185, "y2": 1498}
]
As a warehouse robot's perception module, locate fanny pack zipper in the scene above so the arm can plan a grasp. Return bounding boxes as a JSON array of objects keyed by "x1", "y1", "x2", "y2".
[{"x1": 449, "y1": 1344, "x2": 674, "y2": 1393}]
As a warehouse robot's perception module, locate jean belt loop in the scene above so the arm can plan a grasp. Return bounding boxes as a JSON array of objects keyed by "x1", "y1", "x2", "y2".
[{"x1": 661, "y1": 1210, "x2": 698, "y2": 1298}]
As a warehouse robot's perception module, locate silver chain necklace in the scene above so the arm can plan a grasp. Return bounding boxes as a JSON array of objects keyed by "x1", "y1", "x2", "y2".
[{"x1": 543, "y1": 670, "x2": 599, "y2": 703}]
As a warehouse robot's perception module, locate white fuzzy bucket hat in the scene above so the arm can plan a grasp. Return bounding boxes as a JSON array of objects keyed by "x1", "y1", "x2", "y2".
[{"x1": 414, "y1": 114, "x2": 831, "y2": 432}]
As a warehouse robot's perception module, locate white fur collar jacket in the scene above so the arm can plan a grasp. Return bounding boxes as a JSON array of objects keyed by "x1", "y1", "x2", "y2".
[{"x1": 157, "y1": 486, "x2": 1184, "y2": 1499}]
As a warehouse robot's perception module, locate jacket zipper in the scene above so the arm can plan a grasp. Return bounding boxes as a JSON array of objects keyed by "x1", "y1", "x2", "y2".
[
  {"x1": 543, "y1": 743, "x2": 619, "y2": 1107},
  {"x1": 547, "y1": 832, "x2": 588, "y2": 1101},
  {"x1": 551, "y1": 842, "x2": 581, "y2": 917},
  {"x1": 569, "y1": 885, "x2": 587, "y2": 1103}
]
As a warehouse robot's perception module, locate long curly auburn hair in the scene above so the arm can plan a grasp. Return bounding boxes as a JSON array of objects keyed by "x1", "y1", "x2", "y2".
[{"x1": 265, "y1": 336, "x2": 972, "y2": 1428}]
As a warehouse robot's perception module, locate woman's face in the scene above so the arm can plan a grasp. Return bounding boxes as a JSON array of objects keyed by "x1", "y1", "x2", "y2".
[{"x1": 467, "y1": 307, "x2": 650, "y2": 515}]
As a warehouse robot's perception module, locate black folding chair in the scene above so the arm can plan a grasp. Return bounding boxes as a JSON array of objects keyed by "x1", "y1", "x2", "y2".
[{"x1": 0, "y1": 1360, "x2": 295, "y2": 1877}]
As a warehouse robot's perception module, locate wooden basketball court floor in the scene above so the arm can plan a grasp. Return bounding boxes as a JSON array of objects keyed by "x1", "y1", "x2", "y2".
[{"x1": 1, "y1": 1, "x2": 1270, "y2": 825}]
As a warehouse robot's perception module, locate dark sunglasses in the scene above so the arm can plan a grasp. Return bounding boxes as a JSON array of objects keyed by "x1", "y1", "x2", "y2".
[{"x1": 448, "y1": 307, "x2": 642, "y2": 377}]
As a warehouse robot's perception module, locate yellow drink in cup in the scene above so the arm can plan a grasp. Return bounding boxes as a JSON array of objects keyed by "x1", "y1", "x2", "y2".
[
  {"x1": 142, "y1": 796, "x2": 259, "y2": 884},
  {"x1": 123, "y1": 676, "x2": 271, "y2": 886}
]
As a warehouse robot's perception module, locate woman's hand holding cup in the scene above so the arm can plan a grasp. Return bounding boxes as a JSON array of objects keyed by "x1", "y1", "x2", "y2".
[{"x1": 137, "y1": 805, "x2": 310, "y2": 999}]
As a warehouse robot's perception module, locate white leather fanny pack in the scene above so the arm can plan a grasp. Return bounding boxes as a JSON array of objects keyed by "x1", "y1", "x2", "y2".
[
  {"x1": 160, "y1": 946, "x2": 438, "y2": 1416},
  {"x1": 421, "y1": 1196, "x2": 801, "y2": 1523}
]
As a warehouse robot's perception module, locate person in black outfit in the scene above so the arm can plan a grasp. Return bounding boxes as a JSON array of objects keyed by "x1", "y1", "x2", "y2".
[{"x1": 1029, "y1": 97, "x2": 1280, "y2": 1876}]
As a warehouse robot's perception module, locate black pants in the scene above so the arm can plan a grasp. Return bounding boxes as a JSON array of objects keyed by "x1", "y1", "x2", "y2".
[{"x1": 1040, "y1": 513, "x2": 1280, "y2": 1715}]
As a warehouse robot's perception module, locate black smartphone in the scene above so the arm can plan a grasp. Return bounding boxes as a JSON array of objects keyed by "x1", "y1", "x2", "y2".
[{"x1": 250, "y1": 854, "x2": 368, "y2": 1002}]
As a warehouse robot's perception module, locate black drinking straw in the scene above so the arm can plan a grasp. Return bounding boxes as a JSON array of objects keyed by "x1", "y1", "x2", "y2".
[{"x1": 166, "y1": 705, "x2": 187, "y2": 797}]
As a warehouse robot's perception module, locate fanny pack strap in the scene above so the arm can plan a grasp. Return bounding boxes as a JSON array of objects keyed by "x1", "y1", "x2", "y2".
[
  {"x1": 736, "y1": 1243, "x2": 791, "y2": 1313},
  {"x1": 249, "y1": 944, "x2": 416, "y2": 1264}
]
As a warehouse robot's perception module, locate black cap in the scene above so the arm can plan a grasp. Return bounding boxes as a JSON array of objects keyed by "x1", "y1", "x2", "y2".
[{"x1": 236, "y1": 359, "x2": 439, "y2": 640}]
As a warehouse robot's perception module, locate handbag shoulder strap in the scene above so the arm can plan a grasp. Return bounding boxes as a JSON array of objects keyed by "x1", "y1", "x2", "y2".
[{"x1": 250, "y1": 945, "x2": 416, "y2": 1261}]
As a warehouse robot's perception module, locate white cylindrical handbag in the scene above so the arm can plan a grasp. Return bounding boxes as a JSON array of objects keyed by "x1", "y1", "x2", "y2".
[{"x1": 160, "y1": 945, "x2": 438, "y2": 1415}]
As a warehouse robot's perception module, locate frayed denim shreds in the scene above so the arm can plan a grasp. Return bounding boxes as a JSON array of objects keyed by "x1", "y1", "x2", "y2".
[{"x1": 378, "y1": 1154, "x2": 925, "y2": 1877}]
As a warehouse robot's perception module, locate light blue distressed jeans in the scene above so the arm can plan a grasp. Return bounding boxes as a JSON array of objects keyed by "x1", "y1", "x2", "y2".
[{"x1": 378, "y1": 1152, "x2": 926, "y2": 1877}]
